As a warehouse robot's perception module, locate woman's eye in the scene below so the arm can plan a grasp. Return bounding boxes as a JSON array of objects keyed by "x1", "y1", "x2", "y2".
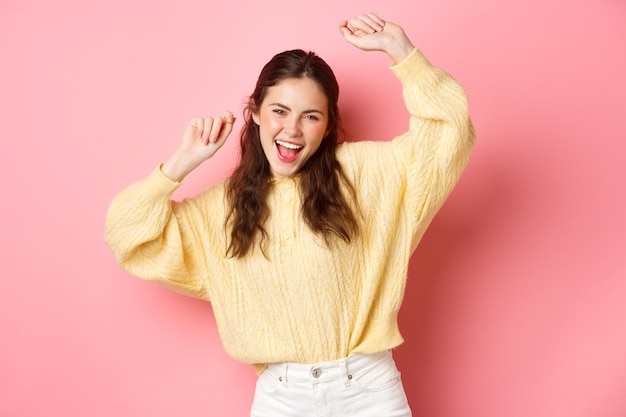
[
  {"x1": 305, "y1": 114, "x2": 319, "y2": 121},
  {"x1": 272, "y1": 109, "x2": 285, "y2": 115}
]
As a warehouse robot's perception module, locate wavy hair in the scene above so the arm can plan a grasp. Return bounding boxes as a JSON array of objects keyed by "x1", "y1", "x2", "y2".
[{"x1": 225, "y1": 49, "x2": 359, "y2": 258}]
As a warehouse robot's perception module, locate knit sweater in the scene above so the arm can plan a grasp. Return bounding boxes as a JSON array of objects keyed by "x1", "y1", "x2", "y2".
[{"x1": 104, "y1": 48, "x2": 475, "y2": 373}]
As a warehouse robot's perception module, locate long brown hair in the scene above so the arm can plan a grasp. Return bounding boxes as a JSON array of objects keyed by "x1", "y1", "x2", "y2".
[{"x1": 225, "y1": 49, "x2": 359, "y2": 258}]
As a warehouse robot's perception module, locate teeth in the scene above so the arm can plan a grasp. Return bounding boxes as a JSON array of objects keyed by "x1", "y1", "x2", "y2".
[{"x1": 276, "y1": 140, "x2": 303, "y2": 150}]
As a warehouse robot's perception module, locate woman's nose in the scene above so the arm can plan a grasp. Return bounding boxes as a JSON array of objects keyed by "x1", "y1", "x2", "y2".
[{"x1": 284, "y1": 117, "x2": 302, "y2": 137}]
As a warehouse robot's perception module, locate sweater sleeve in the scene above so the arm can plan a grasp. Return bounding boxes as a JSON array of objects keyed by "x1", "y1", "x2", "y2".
[
  {"x1": 390, "y1": 48, "x2": 475, "y2": 244},
  {"x1": 104, "y1": 166, "x2": 209, "y2": 300},
  {"x1": 338, "y1": 48, "x2": 475, "y2": 252}
]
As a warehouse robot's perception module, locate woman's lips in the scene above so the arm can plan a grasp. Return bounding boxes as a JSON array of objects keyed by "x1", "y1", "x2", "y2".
[{"x1": 275, "y1": 140, "x2": 303, "y2": 163}]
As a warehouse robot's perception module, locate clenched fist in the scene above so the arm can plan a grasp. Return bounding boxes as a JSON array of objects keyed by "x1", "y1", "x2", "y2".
[{"x1": 162, "y1": 111, "x2": 235, "y2": 182}]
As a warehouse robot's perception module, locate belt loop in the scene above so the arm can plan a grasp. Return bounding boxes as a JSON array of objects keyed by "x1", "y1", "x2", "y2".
[
  {"x1": 338, "y1": 358, "x2": 351, "y2": 386},
  {"x1": 281, "y1": 364, "x2": 289, "y2": 387}
]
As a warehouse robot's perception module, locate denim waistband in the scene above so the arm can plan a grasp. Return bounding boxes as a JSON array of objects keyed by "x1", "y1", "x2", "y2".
[{"x1": 264, "y1": 350, "x2": 392, "y2": 385}]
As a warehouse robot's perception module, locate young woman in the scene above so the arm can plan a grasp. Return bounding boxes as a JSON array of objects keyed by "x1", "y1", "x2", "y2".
[{"x1": 105, "y1": 12, "x2": 475, "y2": 417}]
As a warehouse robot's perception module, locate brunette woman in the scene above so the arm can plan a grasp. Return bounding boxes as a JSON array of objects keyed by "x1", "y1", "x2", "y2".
[{"x1": 105, "y1": 12, "x2": 475, "y2": 416}]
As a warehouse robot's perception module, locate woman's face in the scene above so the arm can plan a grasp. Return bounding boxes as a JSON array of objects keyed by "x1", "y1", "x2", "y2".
[{"x1": 253, "y1": 77, "x2": 329, "y2": 179}]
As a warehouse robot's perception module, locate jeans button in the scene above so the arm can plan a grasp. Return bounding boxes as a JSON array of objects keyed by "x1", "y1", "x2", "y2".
[{"x1": 311, "y1": 368, "x2": 322, "y2": 378}]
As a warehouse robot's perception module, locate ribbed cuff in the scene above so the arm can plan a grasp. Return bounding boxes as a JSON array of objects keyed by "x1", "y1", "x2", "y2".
[{"x1": 390, "y1": 47, "x2": 434, "y2": 83}]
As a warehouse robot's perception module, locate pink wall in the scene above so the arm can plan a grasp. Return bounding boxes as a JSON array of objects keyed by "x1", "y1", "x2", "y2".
[{"x1": 1, "y1": 0, "x2": 625, "y2": 416}]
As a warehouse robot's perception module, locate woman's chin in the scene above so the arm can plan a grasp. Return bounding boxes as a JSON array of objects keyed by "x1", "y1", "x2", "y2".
[{"x1": 270, "y1": 163, "x2": 301, "y2": 179}]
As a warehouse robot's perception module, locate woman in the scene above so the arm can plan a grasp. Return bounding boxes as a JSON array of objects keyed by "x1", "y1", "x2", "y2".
[{"x1": 105, "y1": 12, "x2": 475, "y2": 417}]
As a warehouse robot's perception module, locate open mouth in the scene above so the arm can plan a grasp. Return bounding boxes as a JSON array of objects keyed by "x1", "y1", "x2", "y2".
[{"x1": 275, "y1": 139, "x2": 303, "y2": 163}]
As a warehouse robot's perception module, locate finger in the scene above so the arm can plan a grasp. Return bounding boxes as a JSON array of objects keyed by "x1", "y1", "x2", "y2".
[
  {"x1": 190, "y1": 117, "x2": 203, "y2": 129},
  {"x1": 208, "y1": 116, "x2": 223, "y2": 143},
  {"x1": 186, "y1": 117, "x2": 203, "y2": 139},
  {"x1": 338, "y1": 20, "x2": 355, "y2": 39},
  {"x1": 351, "y1": 14, "x2": 382, "y2": 34},
  {"x1": 364, "y1": 12, "x2": 385, "y2": 30},
  {"x1": 200, "y1": 117, "x2": 214, "y2": 145},
  {"x1": 347, "y1": 18, "x2": 372, "y2": 35},
  {"x1": 222, "y1": 110, "x2": 235, "y2": 125},
  {"x1": 338, "y1": 19, "x2": 350, "y2": 33},
  {"x1": 215, "y1": 111, "x2": 235, "y2": 144}
]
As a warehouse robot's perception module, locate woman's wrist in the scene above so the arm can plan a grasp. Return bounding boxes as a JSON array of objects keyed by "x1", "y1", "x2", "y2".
[
  {"x1": 161, "y1": 150, "x2": 198, "y2": 182},
  {"x1": 386, "y1": 37, "x2": 415, "y2": 65}
]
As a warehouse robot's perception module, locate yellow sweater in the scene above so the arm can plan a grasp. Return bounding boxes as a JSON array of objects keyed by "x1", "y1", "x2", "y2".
[{"x1": 105, "y1": 48, "x2": 475, "y2": 373}]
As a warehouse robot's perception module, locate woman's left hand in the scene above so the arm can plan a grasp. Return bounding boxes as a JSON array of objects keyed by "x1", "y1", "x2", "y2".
[{"x1": 338, "y1": 13, "x2": 415, "y2": 64}]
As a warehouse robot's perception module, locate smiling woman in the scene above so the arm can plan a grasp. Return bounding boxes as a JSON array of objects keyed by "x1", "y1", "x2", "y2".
[
  {"x1": 253, "y1": 76, "x2": 329, "y2": 178},
  {"x1": 227, "y1": 48, "x2": 356, "y2": 259},
  {"x1": 104, "y1": 11, "x2": 475, "y2": 417}
]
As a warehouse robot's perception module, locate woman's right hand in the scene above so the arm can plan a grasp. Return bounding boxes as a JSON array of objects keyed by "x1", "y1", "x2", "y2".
[
  {"x1": 339, "y1": 13, "x2": 415, "y2": 65},
  {"x1": 161, "y1": 111, "x2": 235, "y2": 182}
]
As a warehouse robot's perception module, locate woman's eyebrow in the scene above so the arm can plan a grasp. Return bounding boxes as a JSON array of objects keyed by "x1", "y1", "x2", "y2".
[{"x1": 268, "y1": 102, "x2": 325, "y2": 115}]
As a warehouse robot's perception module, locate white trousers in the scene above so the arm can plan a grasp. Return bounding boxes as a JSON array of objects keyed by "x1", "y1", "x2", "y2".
[{"x1": 250, "y1": 350, "x2": 412, "y2": 417}]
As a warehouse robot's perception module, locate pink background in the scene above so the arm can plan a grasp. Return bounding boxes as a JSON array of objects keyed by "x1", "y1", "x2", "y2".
[{"x1": 2, "y1": 0, "x2": 625, "y2": 416}]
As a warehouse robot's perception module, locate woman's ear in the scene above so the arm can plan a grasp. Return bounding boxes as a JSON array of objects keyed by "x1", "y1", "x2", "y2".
[
  {"x1": 250, "y1": 99, "x2": 260, "y2": 125},
  {"x1": 324, "y1": 122, "x2": 332, "y2": 138}
]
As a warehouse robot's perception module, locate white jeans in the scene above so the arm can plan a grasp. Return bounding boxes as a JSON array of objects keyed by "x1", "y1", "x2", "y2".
[{"x1": 250, "y1": 350, "x2": 412, "y2": 417}]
